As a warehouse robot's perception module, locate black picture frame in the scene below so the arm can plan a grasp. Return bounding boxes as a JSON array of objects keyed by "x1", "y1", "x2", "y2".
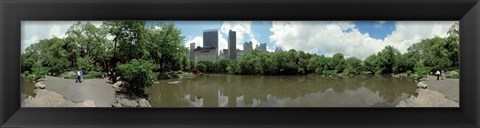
[{"x1": 1, "y1": 0, "x2": 479, "y2": 128}]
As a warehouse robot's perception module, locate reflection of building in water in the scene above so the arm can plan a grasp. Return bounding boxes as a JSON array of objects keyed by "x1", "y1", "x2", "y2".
[{"x1": 193, "y1": 46, "x2": 217, "y2": 63}]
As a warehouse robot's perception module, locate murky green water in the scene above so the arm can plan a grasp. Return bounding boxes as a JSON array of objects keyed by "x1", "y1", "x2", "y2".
[
  {"x1": 145, "y1": 74, "x2": 417, "y2": 107},
  {"x1": 21, "y1": 77, "x2": 36, "y2": 98}
]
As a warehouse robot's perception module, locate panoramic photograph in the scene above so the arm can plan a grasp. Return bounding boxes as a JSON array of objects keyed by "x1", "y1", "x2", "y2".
[{"x1": 20, "y1": 21, "x2": 459, "y2": 107}]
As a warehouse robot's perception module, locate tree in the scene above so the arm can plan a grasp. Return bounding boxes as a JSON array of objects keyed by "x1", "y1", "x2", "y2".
[{"x1": 117, "y1": 59, "x2": 158, "y2": 98}]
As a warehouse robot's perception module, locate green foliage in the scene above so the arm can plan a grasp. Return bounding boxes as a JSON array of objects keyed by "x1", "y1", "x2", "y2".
[
  {"x1": 31, "y1": 64, "x2": 50, "y2": 81},
  {"x1": 196, "y1": 63, "x2": 207, "y2": 72},
  {"x1": 77, "y1": 56, "x2": 101, "y2": 72},
  {"x1": 117, "y1": 59, "x2": 158, "y2": 98},
  {"x1": 83, "y1": 71, "x2": 103, "y2": 79},
  {"x1": 344, "y1": 57, "x2": 362, "y2": 75},
  {"x1": 413, "y1": 62, "x2": 432, "y2": 80},
  {"x1": 445, "y1": 70, "x2": 459, "y2": 79},
  {"x1": 60, "y1": 71, "x2": 77, "y2": 79}
]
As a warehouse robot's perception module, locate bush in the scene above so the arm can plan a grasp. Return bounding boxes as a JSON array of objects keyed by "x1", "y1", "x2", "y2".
[
  {"x1": 196, "y1": 63, "x2": 206, "y2": 72},
  {"x1": 60, "y1": 71, "x2": 77, "y2": 79},
  {"x1": 117, "y1": 59, "x2": 158, "y2": 98},
  {"x1": 31, "y1": 65, "x2": 50, "y2": 81},
  {"x1": 445, "y1": 70, "x2": 459, "y2": 79},
  {"x1": 83, "y1": 71, "x2": 103, "y2": 79}
]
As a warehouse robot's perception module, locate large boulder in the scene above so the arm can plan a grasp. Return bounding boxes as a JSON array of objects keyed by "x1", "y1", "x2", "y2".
[
  {"x1": 112, "y1": 103, "x2": 123, "y2": 107},
  {"x1": 417, "y1": 82, "x2": 427, "y2": 89},
  {"x1": 117, "y1": 98, "x2": 139, "y2": 107},
  {"x1": 76, "y1": 100, "x2": 96, "y2": 107},
  {"x1": 112, "y1": 81, "x2": 122, "y2": 88},
  {"x1": 138, "y1": 98, "x2": 151, "y2": 107},
  {"x1": 34, "y1": 82, "x2": 46, "y2": 89}
]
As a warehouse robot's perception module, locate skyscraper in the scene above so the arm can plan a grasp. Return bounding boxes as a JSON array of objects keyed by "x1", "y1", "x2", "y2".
[
  {"x1": 203, "y1": 29, "x2": 218, "y2": 49},
  {"x1": 189, "y1": 43, "x2": 195, "y2": 61},
  {"x1": 243, "y1": 41, "x2": 253, "y2": 53},
  {"x1": 228, "y1": 30, "x2": 237, "y2": 59},
  {"x1": 256, "y1": 43, "x2": 267, "y2": 52}
]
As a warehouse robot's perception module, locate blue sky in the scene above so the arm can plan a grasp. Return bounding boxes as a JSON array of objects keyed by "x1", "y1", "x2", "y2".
[
  {"x1": 22, "y1": 21, "x2": 457, "y2": 59},
  {"x1": 146, "y1": 21, "x2": 399, "y2": 55}
]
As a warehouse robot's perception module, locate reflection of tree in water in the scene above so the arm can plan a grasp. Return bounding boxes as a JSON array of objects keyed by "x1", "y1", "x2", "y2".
[{"x1": 145, "y1": 74, "x2": 416, "y2": 107}]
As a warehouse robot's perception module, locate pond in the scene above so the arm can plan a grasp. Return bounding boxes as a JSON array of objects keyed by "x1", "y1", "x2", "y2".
[
  {"x1": 145, "y1": 74, "x2": 417, "y2": 107},
  {"x1": 21, "y1": 77, "x2": 36, "y2": 99}
]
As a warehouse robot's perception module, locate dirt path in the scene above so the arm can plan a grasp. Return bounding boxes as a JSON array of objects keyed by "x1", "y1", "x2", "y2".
[
  {"x1": 425, "y1": 75, "x2": 459, "y2": 102},
  {"x1": 42, "y1": 76, "x2": 115, "y2": 107}
]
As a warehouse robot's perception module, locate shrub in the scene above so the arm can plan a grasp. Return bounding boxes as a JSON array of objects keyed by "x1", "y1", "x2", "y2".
[
  {"x1": 83, "y1": 71, "x2": 103, "y2": 79},
  {"x1": 31, "y1": 65, "x2": 50, "y2": 81},
  {"x1": 196, "y1": 63, "x2": 206, "y2": 72},
  {"x1": 445, "y1": 70, "x2": 459, "y2": 79},
  {"x1": 117, "y1": 59, "x2": 158, "y2": 98},
  {"x1": 60, "y1": 71, "x2": 77, "y2": 79}
]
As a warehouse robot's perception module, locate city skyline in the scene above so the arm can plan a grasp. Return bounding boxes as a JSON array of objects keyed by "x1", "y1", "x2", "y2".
[{"x1": 21, "y1": 21, "x2": 457, "y2": 59}]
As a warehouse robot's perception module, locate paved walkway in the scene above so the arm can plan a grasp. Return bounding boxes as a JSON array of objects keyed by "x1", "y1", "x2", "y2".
[
  {"x1": 425, "y1": 75, "x2": 459, "y2": 102},
  {"x1": 42, "y1": 76, "x2": 115, "y2": 107}
]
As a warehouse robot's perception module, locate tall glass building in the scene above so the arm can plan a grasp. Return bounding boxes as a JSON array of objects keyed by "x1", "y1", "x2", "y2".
[
  {"x1": 203, "y1": 29, "x2": 218, "y2": 49},
  {"x1": 228, "y1": 30, "x2": 237, "y2": 59}
]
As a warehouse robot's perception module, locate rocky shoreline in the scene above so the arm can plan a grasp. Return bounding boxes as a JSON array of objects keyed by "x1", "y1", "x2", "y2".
[
  {"x1": 396, "y1": 77, "x2": 459, "y2": 107},
  {"x1": 110, "y1": 80, "x2": 152, "y2": 107},
  {"x1": 22, "y1": 89, "x2": 96, "y2": 107},
  {"x1": 22, "y1": 76, "x2": 152, "y2": 107}
]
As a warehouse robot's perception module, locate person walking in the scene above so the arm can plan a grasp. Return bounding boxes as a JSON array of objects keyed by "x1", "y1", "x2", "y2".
[
  {"x1": 435, "y1": 70, "x2": 440, "y2": 80},
  {"x1": 75, "y1": 69, "x2": 82, "y2": 83}
]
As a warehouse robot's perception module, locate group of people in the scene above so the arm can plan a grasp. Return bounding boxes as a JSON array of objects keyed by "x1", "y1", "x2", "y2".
[{"x1": 435, "y1": 69, "x2": 446, "y2": 80}]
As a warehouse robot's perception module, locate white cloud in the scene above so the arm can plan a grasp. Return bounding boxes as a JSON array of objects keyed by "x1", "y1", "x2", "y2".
[
  {"x1": 220, "y1": 21, "x2": 263, "y2": 51},
  {"x1": 269, "y1": 21, "x2": 457, "y2": 59},
  {"x1": 21, "y1": 21, "x2": 103, "y2": 53}
]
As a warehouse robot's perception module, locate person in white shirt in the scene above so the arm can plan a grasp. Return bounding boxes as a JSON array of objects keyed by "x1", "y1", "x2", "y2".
[
  {"x1": 435, "y1": 70, "x2": 440, "y2": 80},
  {"x1": 75, "y1": 69, "x2": 82, "y2": 83}
]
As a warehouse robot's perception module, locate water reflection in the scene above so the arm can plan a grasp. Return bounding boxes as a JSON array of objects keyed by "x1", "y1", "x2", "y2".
[{"x1": 144, "y1": 74, "x2": 416, "y2": 107}]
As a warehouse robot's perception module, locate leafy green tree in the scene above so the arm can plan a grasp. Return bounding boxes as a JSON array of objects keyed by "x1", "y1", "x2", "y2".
[{"x1": 117, "y1": 59, "x2": 158, "y2": 98}]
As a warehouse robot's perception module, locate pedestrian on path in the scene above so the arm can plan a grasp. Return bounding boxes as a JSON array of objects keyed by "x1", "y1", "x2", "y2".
[
  {"x1": 441, "y1": 69, "x2": 445, "y2": 80},
  {"x1": 435, "y1": 70, "x2": 440, "y2": 80},
  {"x1": 75, "y1": 69, "x2": 82, "y2": 83}
]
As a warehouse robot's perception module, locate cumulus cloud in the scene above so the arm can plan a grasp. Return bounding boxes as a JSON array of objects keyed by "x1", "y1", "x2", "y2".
[
  {"x1": 21, "y1": 21, "x2": 103, "y2": 53},
  {"x1": 269, "y1": 21, "x2": 457, "y2": 59},
  {"x1": 220, "y1": 21, "x2": 263, "y2": 51}
]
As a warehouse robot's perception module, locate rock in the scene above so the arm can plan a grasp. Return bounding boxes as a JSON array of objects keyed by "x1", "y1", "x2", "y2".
[
  {"x1": 22, "y1": 89, "x2": 96, "y2": 107},
  {"x1": 168, "y1": 81, "x2": 180, "y2": 84},
  {"x1": 112, "y1": 103, "x2": 123, "y2": 107},
  {"x1": 117, "y1": 98, "x2": 139, "y2": 107},
  {"x1": 417, "y1": 81, "x2": 427, "y2": 89},
  {"x1": 112, "y1": 81, "x2": 122, "y2": 88},
  {"x1": 138, "y1": 98, "x2": 151, "y2": 107},
  {"x1": 76, "y1": 100, "x2": 96, "y2": 107},
  {"x1": 116, "y1": 76, "x2": 121, "y2": 81},
  {"x1": 397, "y1": 89, "x2": 458, "y2": 107},
  {"x1": 34, "y1": 82, "x2": 46, "y2": 89}
]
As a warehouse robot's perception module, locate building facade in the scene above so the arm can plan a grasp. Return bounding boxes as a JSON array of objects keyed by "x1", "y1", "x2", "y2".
[
  {"x1": 228, "y1": 30, "x2": 237, "y2": 59},
  {"x1": 193, "y1": 46, "x2": 218, "y2": 63},
  {"x1": 203, "y1": 29, "x2": 218, "y2": 48},
  {"x1": 243, "y1": 41, "x2": 253, "y2": 53},
  {"x1": 256, "y1": 43, "x2": 267, "y2": 52},
  {"x1": 189, "y1": 43, "x2": 195, "y2": 61}
]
